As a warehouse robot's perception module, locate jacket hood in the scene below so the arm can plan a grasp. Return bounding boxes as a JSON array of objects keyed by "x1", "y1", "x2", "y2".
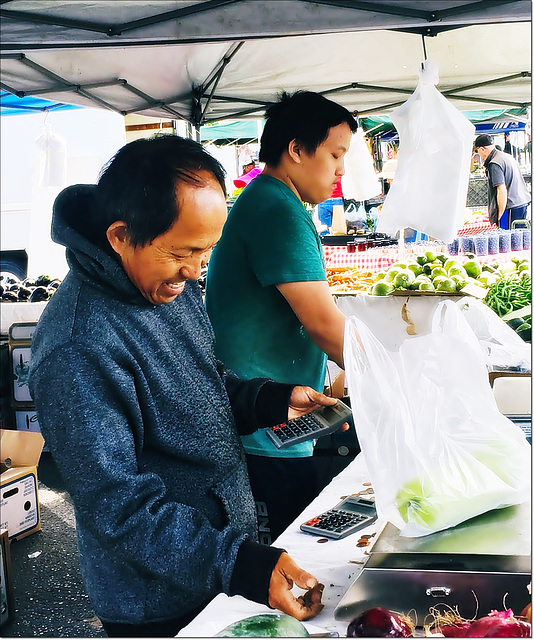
[{"x1": 51, "y1": 184, "x2": 148, "y2": 304}]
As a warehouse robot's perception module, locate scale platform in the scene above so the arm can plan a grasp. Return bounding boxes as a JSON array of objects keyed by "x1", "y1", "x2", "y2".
[{"x1": 335, "y1": 502, "x2": 531, "y2": 624}]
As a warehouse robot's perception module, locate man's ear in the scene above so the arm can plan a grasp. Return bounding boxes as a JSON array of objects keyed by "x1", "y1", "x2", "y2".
[
  {"x1": 288, "y1": 139, "x2": 303, "y2": 164},
  {"x1": 106, "y1": 221, "x2": 130, "y2": 257}
]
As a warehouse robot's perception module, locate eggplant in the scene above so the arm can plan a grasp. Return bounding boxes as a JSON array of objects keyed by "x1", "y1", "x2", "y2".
[
  {"x1": 2, "y1": 291, "x2": 19, "y2": 302},
  {"x1": 48, "y1": 279, "x2": 62, "y2": 290},
  {"x1": 35, "y1": 274, "x2": 52, "y2": 287},
  {"x1": 22, "y1": 277, "x2": 37, "y2": 288},
  {"x1": 29, "y1": 286, "x2": 50, "y2": 302},
  {"x1": 17, "y1": 286, "x2": 32, "y2": 301}
]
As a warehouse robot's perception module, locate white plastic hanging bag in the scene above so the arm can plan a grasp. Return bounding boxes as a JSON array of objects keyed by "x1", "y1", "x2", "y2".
[
  {"x1": 376, "y1": 61, "x2": 475, "y2": 243},
  {"x1": 344, "y1": 300, "x2": 531, "y2": 537},
  {"x1": 341, "y1": 128, "x2": 382, "y2": 202}
]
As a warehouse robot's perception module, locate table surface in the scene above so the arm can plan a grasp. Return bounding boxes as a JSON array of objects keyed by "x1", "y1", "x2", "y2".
[{"x1": 178, "y1": 455, "x2": 380, "y2": 638}]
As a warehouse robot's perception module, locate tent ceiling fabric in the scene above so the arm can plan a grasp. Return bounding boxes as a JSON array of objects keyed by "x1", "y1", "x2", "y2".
[{"x1": 0, "y1": 1, "x2": 531, "y2": 126}]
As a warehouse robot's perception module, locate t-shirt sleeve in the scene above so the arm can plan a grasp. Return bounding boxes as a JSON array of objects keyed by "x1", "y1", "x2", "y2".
[
  {"x1": 488, "y1": 162, "x2": 505, "y2": 187},
  {"x1": 248, "y1": 197, "x2": 325, "y2": 287}
]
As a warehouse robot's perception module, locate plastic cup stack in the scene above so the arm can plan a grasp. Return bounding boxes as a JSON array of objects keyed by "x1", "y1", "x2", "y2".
[
  {"x1": 498, "y1": 230, "x2": 511, "y2": 253},
  {"x1": 474, "y1": 235, "x2": 488, "y2": 256},
  {"x1": 522, "y1": 228, "x2": 531, "y2": 250},
  {"x1": 511, "y1": 229, "x2": 523, "y2": 251},
  {"x1": 487, "y1": 232, "x2": 500, "y2": 255},
  {"x1": 447, "y1": 238, "x2": 459, "y2": 255}
]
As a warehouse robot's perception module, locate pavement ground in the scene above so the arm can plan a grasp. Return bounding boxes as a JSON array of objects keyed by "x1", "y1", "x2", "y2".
[{"x1": 2, "y1": 453, "x2": 106, "y2": 638}]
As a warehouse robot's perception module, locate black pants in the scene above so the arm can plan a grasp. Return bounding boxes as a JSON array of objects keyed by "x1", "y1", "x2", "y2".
[
  {"x1": 100, "y1": 601, "x2": 208, "y2": 637},
  {"x1": 246, "y1": 444, "x2": 357, "y2": 544}
]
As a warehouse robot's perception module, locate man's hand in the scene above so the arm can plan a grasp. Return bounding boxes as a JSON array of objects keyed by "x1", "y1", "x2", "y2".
[
  {"x1": 268, "y1": 552, "x2": 324, "y2": 620},
  {"x1": 288, "y1": 387, "x2": 349, "y2": 433}
]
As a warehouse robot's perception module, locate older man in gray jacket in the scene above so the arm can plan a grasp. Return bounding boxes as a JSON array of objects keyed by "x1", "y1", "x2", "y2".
[{"x1": 29, "y1": 135, "x2": 332, "y2": 637}]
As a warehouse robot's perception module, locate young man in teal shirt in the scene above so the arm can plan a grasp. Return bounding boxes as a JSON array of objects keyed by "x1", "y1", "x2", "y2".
[{"x1": 206, "y1": 91, "x2": 358, "y2": 543}]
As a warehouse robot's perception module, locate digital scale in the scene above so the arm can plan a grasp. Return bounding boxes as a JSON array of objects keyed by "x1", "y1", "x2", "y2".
[{"x1": 334, "y1": 501, "x2": 532, "y2": 624}]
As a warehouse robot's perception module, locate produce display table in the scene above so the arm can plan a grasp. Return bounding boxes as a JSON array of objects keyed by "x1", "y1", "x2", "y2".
[
  {"x1": 323, "y1": 245, "x2": 530, "y2": 271},
  {"x1": 179, "y1": 455, "x2": 380, "y2": 638}
]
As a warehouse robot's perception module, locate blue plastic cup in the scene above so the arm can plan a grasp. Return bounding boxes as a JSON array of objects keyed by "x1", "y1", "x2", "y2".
[
  {"x1": 522, "y1": 229, "x2": 531, "y2": 250},
  {"x1": 498, "y1": 230, "x2": 511, "y2": 253},
  {"x1": 460, "y1": 236, "x2": 475, "y2": 254},
  {"x1": 474, "y1": 235, "x2": 488, "y2": 256},
  {"x1": 487, "y1": 232, "x2": 499, "y2": 255},
  {"x1": 447, "y1": 238, "x2": 459, "y2": 255},
  {"x1": 511, "y1": 230, "x2": 523, "y2": 251}
]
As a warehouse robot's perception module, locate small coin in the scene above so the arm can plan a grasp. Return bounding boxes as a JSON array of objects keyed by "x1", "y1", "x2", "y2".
[
  {"x1": 357, "y1": 541, "x2": 369, "y2": 547},
  {"x1": 360, "y1": 534, "x2": 372, "y2": 539},
  {"x1": 317, "y1": 538, "x2": 329, "y2": 543},
  {"x1": 363, "y1": 482, "x2": 372, "y2": 487}
]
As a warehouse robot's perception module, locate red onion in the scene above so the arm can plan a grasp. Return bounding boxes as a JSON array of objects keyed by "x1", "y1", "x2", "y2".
[
  {"x1": 347, "y1": 607, "x2": 414, "y2": 637},
  {"x1": 465, "y1": 609, "x2": 531, "y2": 637}
]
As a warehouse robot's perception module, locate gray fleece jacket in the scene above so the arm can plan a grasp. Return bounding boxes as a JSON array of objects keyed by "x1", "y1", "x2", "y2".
[{"x1": 29, "y1": 185, "x2": 291, "y2": 625}]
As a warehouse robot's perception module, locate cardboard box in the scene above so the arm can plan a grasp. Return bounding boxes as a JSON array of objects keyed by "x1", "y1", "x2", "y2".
[
  {"x1": 0, "y1": 429, "x2": 44, "y2": 541},
  {"x1": 0, "y1": 528, "x2": 14, "y2": 627}
]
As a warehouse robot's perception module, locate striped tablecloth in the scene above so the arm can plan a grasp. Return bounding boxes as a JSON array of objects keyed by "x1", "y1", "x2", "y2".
[
  {"x1": 323, "y1": 244, "x2": 530, "y2": 271},
  {"x1": 457, "y1": 219, "x2": 494, "y2": 236}
]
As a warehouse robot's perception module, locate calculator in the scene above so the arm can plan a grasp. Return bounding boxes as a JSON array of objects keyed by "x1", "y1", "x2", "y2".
[
  {"x1": 265, "y1": 399, "x2": 352, "y2": 449},
  {"x1": 300, "y1": 496, "x2": 377, "y2": 539}
]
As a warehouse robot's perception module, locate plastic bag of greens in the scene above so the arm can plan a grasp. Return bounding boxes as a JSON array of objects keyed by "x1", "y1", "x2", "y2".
[{"x1": 344, "y1": 300, "x2": 531, "y2": 537}]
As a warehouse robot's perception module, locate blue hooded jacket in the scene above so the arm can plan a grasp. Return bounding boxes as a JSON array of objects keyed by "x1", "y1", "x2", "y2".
[{"x1": 29, "y1": 185, "x2": 290, "y2": 625}]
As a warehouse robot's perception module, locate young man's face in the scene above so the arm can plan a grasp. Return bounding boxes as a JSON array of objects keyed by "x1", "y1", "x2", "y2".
[
  {"x1": 108, "y1": 171, "x2": 227, "y2": 306},
  {"x1": 293, "y1": 121, "x2": 353, "y2": 205}
]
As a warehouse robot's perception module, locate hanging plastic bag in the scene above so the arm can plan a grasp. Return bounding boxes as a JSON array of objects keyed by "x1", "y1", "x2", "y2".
[
  {"x1": 344, "y1": 202, "x2": 367, "y2": 231},
  {"x1": 344, "y1": 300, "x2": 531, "y2": 538},
  {"x1": 341, "y1": 128, "x2": 382, "y2": 202},
  {"x1": 376, "y1": 60, "x2": 475, "y2": 243},
  {"x1": 456, "y1": 297, "x2": 531, "y2": 371}
]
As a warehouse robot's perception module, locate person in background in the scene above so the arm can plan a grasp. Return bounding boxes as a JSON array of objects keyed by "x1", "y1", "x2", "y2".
[
  {"x1": 205, "y1": 91, "x2": 358, "y2": 544},
  {"x1": 317, "y1": 177, "x2": 344, "y2": 236},
  {"x1": 474, "y1": 133, "x2": 530, "y2": 229},
  {"x1": 29, "y1": 135, "x2": 334, "y2": 637},
  {"x1": 503, "y1": 132, "x2": 519, "y2": 160}
]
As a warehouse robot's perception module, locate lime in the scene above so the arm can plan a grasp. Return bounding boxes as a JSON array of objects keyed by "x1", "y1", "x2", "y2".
[
  {"x1": 419, "y1": 281, "x2": 435, "y2": 291},
  {"x1": 370, "y1": 281, "x2": 394, "y2": 296},
  {"x1": 448, "y1": 265, "x2": 468, "y2": 279},
  {"x1": 394, "y1": 269, "x2": 416, "y2": 289},
  {"x1": 435, "y1": 254, "x2": 447, "y2": 264},
  {"x1": 406, "y1": 262, "x2": 423, "y2": 277},
  {"x1": 425, "y1": 250, "x2": 437, "y2": 262},
  {"x1": 450, "y1": 274, "x2": 467, "y2": 290},
  {"x1": 463, "y1": 259, "x2": 481, "y2": 278},
  {"x1": 436, "y1": 278, "x2": 457, "y2": 293},
  {"x1": 444, "y1": 258, "x2": 461, "y2": 272},
  {"x1": 432, "y1": 275, "x2": 448, "y2": 288},
  {"x1": 430, "y1": 267, "x2": 447, "y2": 279},
  {"x1": 390, "y1": 262, "x2": 407, "y2": 270},
  {"x1": 416, "y1": 255, "x2": 428, "y2": 266},
  {"x1": 384, "y1": 267, "x2": 401, "y2": 283}
]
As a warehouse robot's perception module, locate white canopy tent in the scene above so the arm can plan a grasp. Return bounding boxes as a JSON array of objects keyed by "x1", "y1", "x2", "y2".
[{"x1": 0, "y1": 1, "x2": 531, "y2": 129}]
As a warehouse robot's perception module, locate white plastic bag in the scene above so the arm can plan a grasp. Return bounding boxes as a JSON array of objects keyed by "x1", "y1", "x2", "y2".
[
  {"x1": 344, "y1": 300, "x2": 531, "y2": 537},
  {"x1": 456, "y1": 297, "x2": 531, "y2": 371},
  {"x1": 376, "y1": 61, "x2": 475, "y2": 243},
  {"x1": 341, "y1": 128, "x2": 382, "y2": 202}
]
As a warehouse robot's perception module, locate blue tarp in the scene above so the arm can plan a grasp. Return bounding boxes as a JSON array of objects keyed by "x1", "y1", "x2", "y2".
[{"x1": 1, "y1": 92, "x2": 80, "y2": 115}]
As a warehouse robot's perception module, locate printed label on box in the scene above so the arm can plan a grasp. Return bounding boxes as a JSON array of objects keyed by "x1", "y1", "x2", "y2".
[
  {"x1": 11, "y1": 346, "x2": 32, "y2": 403},
  {"x1": 0, "y1": 473, "x2": 38, "y2": 539}
]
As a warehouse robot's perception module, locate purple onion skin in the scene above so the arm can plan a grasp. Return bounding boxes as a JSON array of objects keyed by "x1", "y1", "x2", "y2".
[
  {"x1": 347, "y1": 607, "x2": 413, "y2": 637},
  {"x1": 465, "y1": 617, "x2": 531, "y2": 637},
  {"x1": 436, "y1": 621, "x2": 472, "y2": 637}
]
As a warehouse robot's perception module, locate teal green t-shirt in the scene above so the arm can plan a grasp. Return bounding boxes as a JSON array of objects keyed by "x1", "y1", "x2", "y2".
[{"x1": 205, "y1": 174, "x2": 327, "y2": 458}]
